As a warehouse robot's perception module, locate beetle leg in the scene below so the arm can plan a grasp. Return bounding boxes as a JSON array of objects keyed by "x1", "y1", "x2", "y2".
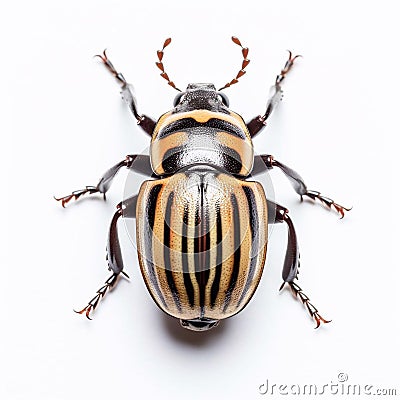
[
  {"x1": 252, "y1": 155, "x2": 351, "y2": 218},
  {"x1": 267, "y1": 199, "x2": 331, "y2": 328},
  {"x1": 246, "y1": 50, "x2": 301, "y2": 138},
  {"x1": 74, "y1": 272, "x2": 121, "y2": 320},
  {"x1": 54, "y1": 155, "x2": 153, "y2": 207},
  {"x1": 75, "y1": 196, "x2": 137, "y2": 319},
  {"x1": 275, "y1": 50, "x2": 302, "y2": 85},
  {"x1": 282, "y1": 281, "x2": 331, "y2": 329},
  {"x1": 54, "y1": 185, "x2": 101, "y2": 208},
  {"x1": 300, "y1": 191, "x2": 352, "y2": 219},
  {"x1": 95, "y1": 49, "x2": 156, "y2": 135}
]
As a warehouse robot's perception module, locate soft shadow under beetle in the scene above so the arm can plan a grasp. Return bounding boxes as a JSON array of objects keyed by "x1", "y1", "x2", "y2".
[{"x1": 55, "y1": 37, "x2": 350, "y2": 331}]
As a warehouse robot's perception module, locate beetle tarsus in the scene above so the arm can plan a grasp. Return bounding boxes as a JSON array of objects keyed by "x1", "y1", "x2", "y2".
[
  {"x1": 301, "y1": 190, "x2": 352, "y2": 218},
  {"x1": 74, "y1": 273, "x2": 120, "y2": 320},
  {"x1": 276, "y1": 50, "x2": 302, "y2": 85},
  {"x1": 283, "y1": 281, "x2": 331, "y2": 329},
  {"x1": 95, "y1": 49, "x2": 127, "y2": 88},
  {"x1": 54, "y1": 186, "x2": 100, "y2": 207}
]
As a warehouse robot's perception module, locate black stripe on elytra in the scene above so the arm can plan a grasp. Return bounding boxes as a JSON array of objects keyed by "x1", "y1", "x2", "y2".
[
  {"x1": 182, "y1": 203, "x2": 195, "y2": 308},
  {"x1": 164, "y1": 191, "x2": 182, "y2": 312},
  {"x1": 198, "y1": 183, "x2": 211, "y2": 317},
  {"x1": 237, "y1": 186, "x2": 260, "y2": 308},
  {"x1": 193, "y1": 183, "x2": 206, "y2": 317},
  {"x1": 223, "y1": 193, "x2": 242, "y2": 312},
  {"x1": 158, "y1": 117, "x2": 246, "y2": 139},
  {"x1": 161, "y1": 145, "x2": 243, "y2": 175},
  {"x1": 145, "y1": 184, "x2": 168, "y2": 309},
  {"x1": 210, "y1": 202, "x2": 223, "y2": 308}
]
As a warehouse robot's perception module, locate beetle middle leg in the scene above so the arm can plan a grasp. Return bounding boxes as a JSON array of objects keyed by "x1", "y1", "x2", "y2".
[
  {"x1": 75, "y1": 194, "x2": 137, "y2": 319},
  {"x1": 247, "y1": 50, "x2": 301, "y2": 137},
  {"x1": 54, "y1": 154, "x2": 153, "y2": 207},
  {"x1": 252, "y1": 155, "x2": 351, "y2": 218},
  {"x1": 267, "y1": 199, "x2": 331, "y2": 328},
  {"x1": 95, "y1": 49, "x2": 156, "y2": 135}
]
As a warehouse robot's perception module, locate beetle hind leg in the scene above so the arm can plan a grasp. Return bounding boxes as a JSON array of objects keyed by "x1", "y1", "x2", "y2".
[
  {"x1": 75, "y1": 195, "x2": 137, "y2": 319},
  {"x1": 280, "y1": 281, "x2": 331, "y2": 329},
  {"x1": 268, "y1": 199, "x2": 331, "y2": 328},
  {"x1": 74, "y1": 272, "x2": 124, "y2": 320}
]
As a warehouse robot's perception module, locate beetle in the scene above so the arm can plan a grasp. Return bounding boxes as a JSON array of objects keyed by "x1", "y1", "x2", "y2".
[{"x1": 55, "y1": 37, "x2": 350, "y2": 331}]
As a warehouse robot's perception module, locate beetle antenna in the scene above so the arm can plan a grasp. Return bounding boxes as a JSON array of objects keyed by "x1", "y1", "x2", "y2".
[
  {"x1": 218, "y1": 36, "x2": 250, "y2": 91},
  {"x1": 155, "y1": 38, "x2": 182, "y2": 92}
]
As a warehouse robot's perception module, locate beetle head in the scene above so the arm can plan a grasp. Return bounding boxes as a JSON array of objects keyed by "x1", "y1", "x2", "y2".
[{"x1": 172, "y1": 83, "x2": 230, "y2": 111}]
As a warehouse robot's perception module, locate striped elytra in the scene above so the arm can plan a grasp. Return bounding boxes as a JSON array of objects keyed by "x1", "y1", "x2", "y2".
[{"x1": 136, "y1": 171, "x2": 268, "y2": 323}]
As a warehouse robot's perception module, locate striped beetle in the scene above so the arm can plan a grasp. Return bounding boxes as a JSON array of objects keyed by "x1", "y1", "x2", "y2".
[{"x1": 55, "y1": 37, "x2": 350, "y2": 331}]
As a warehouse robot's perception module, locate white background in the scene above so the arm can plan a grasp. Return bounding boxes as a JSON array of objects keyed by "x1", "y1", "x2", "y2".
[{"x1": 2, "y1": 1, "x2": 399, "y2": 399}]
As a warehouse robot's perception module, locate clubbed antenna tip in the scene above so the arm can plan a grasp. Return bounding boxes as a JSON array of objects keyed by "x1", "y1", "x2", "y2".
[
  {"x1": 218, "y1": 36, "x2": 250, "y2": 91},
  {"x1": 155, "y1": 38, "x2": 182, "y2": 92}
]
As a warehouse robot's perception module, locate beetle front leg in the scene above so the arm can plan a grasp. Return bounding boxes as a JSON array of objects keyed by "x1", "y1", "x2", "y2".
[
  {"x1": 96, "y1": 50, "x2": 156, "y2": 135},
  {"x1": 267, "y1": 199, "x2": 331, "y2": 329},
  {"x1": 252, "y1": 155, "x2": 351, "y2": 218},
  {"x1": 247, "y1": 51, "x2": 301, "y2": 138},
  {"x1": 75, "y1": 195, "x2": 137, "y2": 319},
  {"x1": 54, "y1": 154, "x2": 153, "y2": 207}
]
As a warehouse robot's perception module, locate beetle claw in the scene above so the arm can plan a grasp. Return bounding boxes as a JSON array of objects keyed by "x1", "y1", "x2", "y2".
[
  {"x1": 74, "y1": 306, "x2": 93, "y2": 320},
  {"x1": 314, "y1": 313, "x2": 331, "y2": 329},
  {"x1": 95, "y1": 49, "x2": 127, "y2": 87},
  {"x1": 94, "y1": 49, "x2": 107, "y2": 63}
]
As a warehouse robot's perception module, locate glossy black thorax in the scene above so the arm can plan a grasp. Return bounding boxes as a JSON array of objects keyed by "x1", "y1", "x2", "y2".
[{"x1": 150, "y1": 84, "x2": 254, "y2": 177}]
